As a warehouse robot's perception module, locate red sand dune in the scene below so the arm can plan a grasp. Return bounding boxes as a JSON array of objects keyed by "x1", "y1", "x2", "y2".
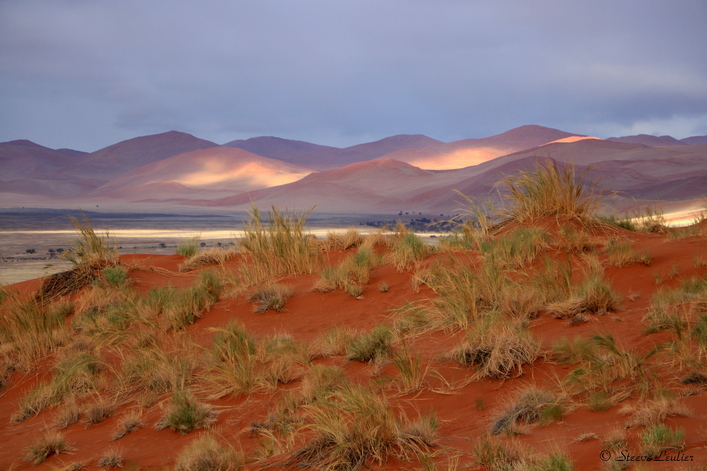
[{"x1": 1, "y1": 217, "x2": 707, "y2": 470}]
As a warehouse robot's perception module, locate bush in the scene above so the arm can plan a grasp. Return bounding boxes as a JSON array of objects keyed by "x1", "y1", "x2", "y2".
[
  {"x1": 177, "y1": 236, "x2": 201, "y2": 257},
  {"x1": 23, "y1": 431, "x2": 73, "y2": 464},
  {"x1": 347, "y1": 325, "x2": 393, "y2": 362},
  {"x1": 157, "y1": 390, "x2": 218, "y2": 434},
  {"x1": 174, "y1": 435, "x2": 245, "y2": 471},
  {"x1": 500, "y1": 160, "x2": 602, "y2": 223},
  {"x1": 640, "y1": 424, "x2": 685, "y2": 458},
  {"x1": 249, "y1": 283, "x2": 294, "y2": 313},
  {"x1": 288, "y1": 385, "x2": 435, "y2": 469}
]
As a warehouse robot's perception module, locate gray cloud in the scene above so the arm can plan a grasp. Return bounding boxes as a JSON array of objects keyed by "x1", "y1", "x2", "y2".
[{"x1": 1, "y1": 0, "x2": 706, "y2": 151}]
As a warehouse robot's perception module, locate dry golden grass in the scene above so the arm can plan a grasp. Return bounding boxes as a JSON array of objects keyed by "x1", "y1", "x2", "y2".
[
  {"x1": 179, "y1": 246, "x2": 238, "y2": 272},
  {"x1": 500, "y1": 160, "x2": 603, "y2": 224}
]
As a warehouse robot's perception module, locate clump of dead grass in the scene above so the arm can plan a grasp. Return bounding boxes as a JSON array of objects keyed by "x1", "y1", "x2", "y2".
[
  {"x1": 174, "y1": 434, "x2": 245, "y2": 471},
  {"x1": 179, "y1": 246, "x2": 238, "y2": 272},
  {"x1": 249, "y1": 283, "x2": 294, "y2": 313},
  {"x1": 287, "y1": 385, "x2": 436, "y2": 470},
  {"x1": 37, "y1": 215, "x2": 119, "y2": 303},
  {"x1": 490, "y1": 387, "x2": 561, "y2": 435},
  {"x1": 453, "y1": 318, "x2": 540, "y2": 379}
]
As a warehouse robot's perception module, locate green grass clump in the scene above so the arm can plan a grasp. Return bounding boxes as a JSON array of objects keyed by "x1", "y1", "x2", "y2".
[
  {"x1": 389, "y1": 223, "x2": 430, "y2": 272},
  {"x1": 157, "y1": 390, "x2": 218, "y2": 434},
  {"x1": 640, "y1": 424, "x2": 685, "y2": 458},
  {"x1": 479, "y1": 227, "x2": 549, "y2": 269},
  {"x1": 0, "y1": 300, "x2": 72, "y2": 369},
  {"x1": 102, "y1": 266, "x2": 128, "y2": 286},
  {"x1": 205, "y1": 321, "x2": 258, "y2": 398},
  {"x1": 347, "y1": 325, "x2": 393, "y2": 362},
  {"x1": 177, "y1": 236, "x2": 201, "y2": 257}
]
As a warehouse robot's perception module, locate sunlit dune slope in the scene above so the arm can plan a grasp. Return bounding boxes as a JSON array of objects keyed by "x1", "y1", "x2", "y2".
[
  {"x1": 91, "y1": 147, "x2": 314, "y2": 199},
  {"x1": 381, "y1": 125, "x2": 584, "y2": 170}
]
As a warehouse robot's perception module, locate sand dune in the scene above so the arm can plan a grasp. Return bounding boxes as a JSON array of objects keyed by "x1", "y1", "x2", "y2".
[
  {"x1": 91, "y1": 147, "x2": 314, "y2": 200},
  {"x1": 225, "y1": 134, "x2": 441, "y2": 168},
  {"x1": 380, "y1": 125, "x2": 585, "y2": 170}
]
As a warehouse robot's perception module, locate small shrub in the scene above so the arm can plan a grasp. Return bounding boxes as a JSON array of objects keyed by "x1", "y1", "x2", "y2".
[
  {"x1": 378, "y1": 281, "x2": 389, "y2": 292},
  {"x1": 288, "y1": 385, "x2": 435, "y2": 470},
  {"x1": 157, "y1": 390, "x2": 218, "y2": 434},
  {"x1": 112, "y1": 412, "x2": 144, "y2": 440},
  {"x1": 490, "y1": 387, "x2": 558, "y2": 435},
  {"x1": 473, "y1": 435, "x2": 524, "y2": 471},
  {"x1": 500, "y1": 160, "x2": 603, "y2": 223},
  {"x1": 98, "y1": 447, "x2": 124, "y2": 468},
  {"x1": 205, "y1": 322, "x2": 257, "y2": 398},
  {"x1": 177, "y1": 236, "x2": 200, "y2": 257},
  {"x1": 84, "y1": 400, "x2": 115, "y2": 426},
  {"x1": 640, "y1": 424, "x2": 685, "y2": 459},
  {"x1": 587, "y1": 391, "x2": 613, "y2": 412},
  {"x1": 347, "y1": 325, "x2": 392, "y2": 362},
  {"x1": 23, "y1": 431, "x2": 73, "y2": 464},
  {"x1": 174, "y1": 435, "x2": 245, "y2": 471},
  {"x1": 454, "y1": 322, "x2": 540, "y2": 379},
  {"x1": 249, "y1": 283, "x2": 294, "y2": 313}
]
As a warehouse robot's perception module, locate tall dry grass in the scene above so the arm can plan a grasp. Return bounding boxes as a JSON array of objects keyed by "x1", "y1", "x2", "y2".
[
  {"x1": 500, "y1": 160, "x2": 603, "y2": 223},
  {"x1": 239, "y1": 205, "x2": 319, "y2": 279}
]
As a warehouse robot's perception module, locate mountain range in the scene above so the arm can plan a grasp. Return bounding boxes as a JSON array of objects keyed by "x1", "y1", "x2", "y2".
[{"x1": 1, "y1": 125, "x2": 705, "y2": 217}]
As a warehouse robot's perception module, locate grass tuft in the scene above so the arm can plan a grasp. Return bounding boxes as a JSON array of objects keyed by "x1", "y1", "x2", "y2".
[
  {"x1": 157, "y1": 390, "x2": 218, "y2": 434},
  {"x1": 174, "y1": 435, "x2": 245, "y2": 471},
  {"x1": 249, "y1": 283, "x2": 294, "y2": 313},
  {"x1": 500, "y1": 160, "x2": 603, "y2": 223},
  {"x1": 640, "y1": 424, "x2": 685, "y2": 459},
  {"x1": 23, "y1": 431, "x2": 73, "y2": 464},
  {"x1": 347, "y1": 325, "x2": 393, "y2": 362}
]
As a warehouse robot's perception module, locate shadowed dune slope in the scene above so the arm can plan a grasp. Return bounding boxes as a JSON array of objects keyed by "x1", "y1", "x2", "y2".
[{"x1": 224, "y1": 134, "x2": 441, "y2": 168}]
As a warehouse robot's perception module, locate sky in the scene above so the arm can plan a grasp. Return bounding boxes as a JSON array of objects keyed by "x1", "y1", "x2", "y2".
[{"x1": 1, "y1": 0, "x2": 706, "y2": 152}]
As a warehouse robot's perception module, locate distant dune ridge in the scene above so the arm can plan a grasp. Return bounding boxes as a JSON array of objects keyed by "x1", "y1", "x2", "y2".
[{"x1": 1, "y1": 125, "x2": 706, "y2": 217}]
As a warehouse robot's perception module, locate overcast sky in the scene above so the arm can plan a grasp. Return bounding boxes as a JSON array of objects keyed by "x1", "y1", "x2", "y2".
[{"x1": 1, "y1": 0, "x2": 706, "y2": 152}]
